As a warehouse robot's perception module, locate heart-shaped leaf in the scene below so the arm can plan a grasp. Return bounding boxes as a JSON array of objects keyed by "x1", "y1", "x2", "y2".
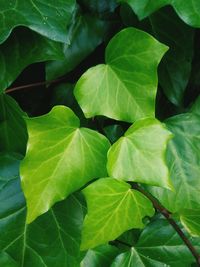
[
  {"x1": 81, "y1": 178, "x2": 154, "y2": 250},
  {"x1": 74, "y1": 27, "x2": 168, "y2": 123},
  {"x1": 20, "y1": 105, "x2": 110, "y2": 223},
  {"x1": 107, "y1": 118, "x2": 173, "y2": 189}
]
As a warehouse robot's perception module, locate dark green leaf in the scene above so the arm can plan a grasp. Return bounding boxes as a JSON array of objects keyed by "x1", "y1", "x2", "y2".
[
  {"x1": 0, "y1": 0, "x2": 76, "y2": 44},
  {"x1": 120, "y1": 0, "x2": 200, "y2": 28},
  {"x1": 46, "y1": 14, "x2": 109, "y2": 80},
  {"x1": 20, "y1": 106, "x2": 110, "y2": 223},
  {"x1": 111, "y1": 219, "x2": 195, "y2": 266},
  {"x1": 81, "y1": 244, "x2": 119, "y2": 267},
  {"x1": 0, "y1": 28, "x2": 64, "y2": 92},
  {"x1": 74, "y1": 27, "x2": 168, "y2": 123},
  {"x1": 0, "y1": 153, "x2": 85, "y2": 266},
  {"x1": 0, "y1": 94, "x2": 27, "y2": 154},
  {"x1": 148, "y1": 113, "x2": 200, "y2": 212},
  {"x1": 150, "y1": 7, "x2": 194, "y2": 106}
]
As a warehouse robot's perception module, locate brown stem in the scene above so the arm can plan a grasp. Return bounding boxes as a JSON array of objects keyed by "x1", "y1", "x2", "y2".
[
  {"x1": 132, "y1": 183, "x2": 200, "y2": 266},
  {"x1": 6, "y1": 77, "x2": 65, "y2": 94}
]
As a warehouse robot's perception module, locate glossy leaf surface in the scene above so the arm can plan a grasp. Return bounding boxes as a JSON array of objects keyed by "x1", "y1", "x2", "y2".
[
  {"x1": 111, "y1": 219, "x2": 195, "y2": 266},
  {"x1": 0, "y1": 0, "x2": 76, "y2": 44},
  {"x1": 0, "y1": 28, "x2": 64, "y2": 92},
  {"x1": 81, "y1": 178, "x2": 154, "y2": 250},
  {"x1": 180, "y1": 209, "x2": 200, "y2": 237},
  {"x1": 74, "y1": 27, "x2": 168, "y2": 122},
  {"x1": 46, "y1": 14, "x2": 108, "y2": 80},
  {"x1": 0, "y1": 94, "x2": 27, "y2": 154},
  {"x1": 20, "y1": 105, "x2": 110, "y2": 223},
  {"x1": 107, "y1": 118, "x2": 173, "y2": 189},
  {"x1": 0, "y1": 153, "x2": 85, "y2": 266},
  {"x1": 149, "y1": 113, "x2": 200, "y2": 212},
  {"x1": 120, "y1": 0, "x2": 200, "y2": 28}
]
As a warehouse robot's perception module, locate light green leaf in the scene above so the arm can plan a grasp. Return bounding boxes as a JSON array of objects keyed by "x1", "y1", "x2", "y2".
[
  {"x1": 0, "y1": 0, "x2": 76, "y2": 44},
  {"x1": 107, "y1": 118, "x2": 173, "y2": 189},
  {"x1": 20, "y1": 105, "x2": 110, "y2": 223},
  {"x1": 0, "y1": 94, "x2": 27, "y2": 154},
  {"x1": 149, "y1": 7, "x2": 194, "y2": 106},
  {"x1": 119, "y1": 0, "x2": 200, "y2": 28},
  {"x1": 46, "y1": 14, "x2": 109, "y2": 80},
  {"x1": 0, "y1": 28, "x2": 64, "y2": 92},
  {"x1": 0, "y1": 153, "x2": 85, "y2": 266},
  {"x1": 191, "y1": 95, "x2": 200, "y2": 116},
  {"x1": 180, "y1": 209, "x2": 200, "y2": 237},
  {"x1": 148, "y1": 113, "x2": 200, "y2": 212},
  {"x1": 81, "y1": 244, "x2": 119, "y2": 267},
  {"x1": 81, "y1": 178, "x2": 154, "y2": 250},
  {"x1": 111, "y1": 219, "x2": 195, "y2": 267},
  {"x1": 74, "y1": 27, "x2": 168, "y2": 123}
]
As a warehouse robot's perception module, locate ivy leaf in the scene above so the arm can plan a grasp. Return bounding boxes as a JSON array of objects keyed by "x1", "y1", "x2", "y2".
[
  {"x1": 74, "y1": 27, "x2": 168, "y2": 123},
  {"x1": 191, "y1": 95, "x2": 200, "y2": 116},
  {"x1": 79, "y1": 0, "x2": 118, "y2": 14},
  {"x1": 81, "y1": 178, "x2": 154, "y2": 250},
  {"x1": 120, "y1": 0, "x2": 200, "y2": 28},
  {"x1": 0, "y1": 0, "x2": 76, "y2": 44},
  {"x1": 149, "y1": 7, "x2": 194, "y2": 106},
  {"x1": 0, "y1": 153, "x2": 85, "y2": 266},
  {"x1": 111, "y1": 219, "x2": 195, "y2": 267},
  {"x1": 0, "y1": 28, "x2": 65, "y2": 92},
  {"x1": 20, "y1": 105, "x2": 110, "y2": 223},
  {"x1": 0, "y1": 94, "x2": 27, "y2": 155},
  {"x1": 180, "y1": 209, "x2": 200, "y2": 237},
  {"x1": 0, "y1": 252, "x2": 19, "y2": 267},
  {"x1": 46, "y1": 14, "x2": 109, "y2": 80},
  {"x1": 148, "y1": 113, "x2": 200, "y2": 212},
  {"x1": 81, "y1": 244, "x2": 119, "y2": 267},
  {"x1": 107, "y1": 118, "x2": 173, "y2": 189}
]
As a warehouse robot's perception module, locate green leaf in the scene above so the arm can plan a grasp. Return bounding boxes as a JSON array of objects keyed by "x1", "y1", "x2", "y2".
[
  {"x1": 74, "y1": 27, "x2": 168, "y2": 123},
  {"x1": 81, "y1": 178, "x2": 154, "y2": 250},
  {"x1": 79, "y1": 0, "x2": 118, "y2": 14},
  {"x1": 0, "y1": 252, "x2": 19, "y2": 267},
  {"x1": 0, "y1": 153, "x2": 85, "y2": 266},
  {"x1": 81, "y1": 244, "x2": 119, "y2": 267},
  {"x1": 20, "y1": 105, "x2": 110, "y2": 223},
  {"x1": 148, "y1": 113, "x2": 200, "y2": 212},
  {"x1": 191, "y1": 95, "x2": 200, "y2": 116},
  {"x1": 111, "y1": 219, "x2": 195, "y2": 267},
  {"x1": 149, "y1": 7, "x2": 194, "y2": 106},
  {"x1": 0, "y1": 28, "x2": 64, "y2": 92},
  {"x1": 103, "y1": 125, "x2": 124, "y2": 144},
  {"x1": 0, "y1": 0, "x2": 76, "y2": 44},
  {"x1": 180, "y1": 209, "x2": 200, "y2": 237},
  {"x1": 0, "y1": 94, "x2": 27, "y2": 155},
  {"x1": 46, "y1": 14, "x2": 109, "y2": 80},
  {"x1": 120, "y1": 0, "x2": 200, "y2": 28},
  {"x1": 107, "y1": 118, "x2": 173, "y2": 189}
]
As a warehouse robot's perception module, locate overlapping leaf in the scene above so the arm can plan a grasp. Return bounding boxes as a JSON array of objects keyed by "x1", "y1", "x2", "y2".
[
  {"x1": 46, "y1": 14, "x2": 109, "y2": 80},
  {"x1": 148, "y1": 113, "x2": 200, "y2": 212},
  {"x1": 149, "y1": 7, "x2": 194, "y2": 106},
  {"x1": 20, "y1": 105, "x2": 110, "y2": 223},
  {"x1": 74, "y1": 27, "x2": 168, "y2": 123},
  {"x1": 180, "y1": 209, "x2": 200, "y2": 237},
  {"x1": 0, "y1": 28, "x2": 65, "y2": 92},
  {"x1": 0, "y1": 153, "x2": 85, "y2": 266},
  {"x1": 0, "y1": 94, "x2": 27, "y2": 154},
  {"x1": 81, "y1": 178, "x2": 154, "y2": 250},
  {"x1": 120, "y1": 0, "x2": 200, "y2": 27},
  {"x1": 81, "y1": 244, "x2": 119, "y2": 267},
  {"x1": 111, "y1": 219, "x2": 196, "y2": 266},
  {"x1": 107, "y1": 118, "x2": 173, "y2": 189},
  {"x1": 0, "y1": 0, "x2": 76, "y2": 44}
]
